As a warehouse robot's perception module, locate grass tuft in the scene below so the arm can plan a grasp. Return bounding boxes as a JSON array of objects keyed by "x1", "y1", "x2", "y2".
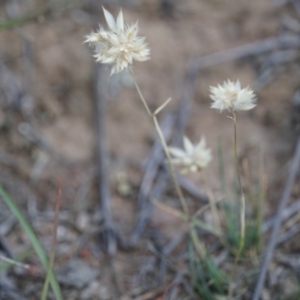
[
  {"x1": 0, "y1": 185, "x2": 63, "y2": 300},
  {"x1": 189, "y1": 241, "x2": 228, "y2": 300}
]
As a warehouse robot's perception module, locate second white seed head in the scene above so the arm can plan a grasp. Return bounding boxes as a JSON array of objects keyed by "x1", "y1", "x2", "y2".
[
  {"x1": 209, "y1": 80, "x2": 256, "y2": 112},
  {"x1": 169, "y1": 136, "x2": 212, "y2": 174}
]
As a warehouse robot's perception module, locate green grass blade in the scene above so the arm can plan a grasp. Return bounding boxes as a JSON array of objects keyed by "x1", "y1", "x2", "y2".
[
  {"x1": 191, "y1": 218, "x2": 221, "y2": 238},
  {"x1": 0, "y1": 185, "x2": 63, "y2": 300}
]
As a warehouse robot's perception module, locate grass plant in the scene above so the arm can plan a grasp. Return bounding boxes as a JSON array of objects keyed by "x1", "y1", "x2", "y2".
[
  {"x1": 41, "y1": 184, "x2": 62, "y2": 300},
  {"x1": 0, "y1": 4, "x2": 270, "y2": 299},
  {"x1": 85, "y1": 7, "x2": 266, "y2": 299},
  {"x1": 0, "y1": 185, "x2": 63, "y2": 300},
  {"x1": 189, "y1": 241, "x2": 228, "y2": 300}
]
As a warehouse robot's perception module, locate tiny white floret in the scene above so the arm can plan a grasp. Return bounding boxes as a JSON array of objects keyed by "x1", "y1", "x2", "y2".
[
  {"x1": 84, "y1": 7, "x2": 150, "y2": 75},
  {"x1": 169, "y1": 136, "x2": 212, "y2": 174},
  {"x1": 209, "y1": 80, "x2": 256, "y2": 112}
]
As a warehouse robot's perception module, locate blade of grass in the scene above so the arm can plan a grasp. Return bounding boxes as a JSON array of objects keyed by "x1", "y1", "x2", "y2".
[
  {"x1": 41, "y1": 183, "x2": 61, "y2": 300},
  {"x1": 0, "y1": 185, "x2": 63, "y2": 300},
  {"x1": 189, "y1": 241, "x2": 227, "y2": 300},
  {"x1": 191, "y1": 218, "x2": 222, "y2": 238}
]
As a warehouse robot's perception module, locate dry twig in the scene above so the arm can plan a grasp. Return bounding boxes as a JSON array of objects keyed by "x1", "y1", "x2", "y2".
[
  {"x1": 131, "y1": 114, "x2": 175, "y2": 245},
  {"x1": 189, "y1": 35, "x2": 300, "y2": 74},
  {"x1": 253, "y1": 136, "x2": 300, "y2": 300},
  {"x1": 263, "y1": 198, "x2": 300, "y2": 232},
  {"x1": 95, "y1": 64, "x2": 126, "y2": 255}
]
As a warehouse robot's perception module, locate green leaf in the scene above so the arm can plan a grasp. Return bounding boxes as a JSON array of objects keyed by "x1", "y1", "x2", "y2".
[{"x1": 0, "y1": 185, "x2": 63, "y2": 300}]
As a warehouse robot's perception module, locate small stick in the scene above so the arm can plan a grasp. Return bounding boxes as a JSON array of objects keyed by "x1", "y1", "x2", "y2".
[
  {"x1": 90, "y1": 2, "x2": 127, "y2": 254},
  {"x1": 263, "y1": 199, "x2": 300, "y2": 232},
  {"x1": 277, "y1": 224, "x2": 300, "y2": 245},
  {"x1": 0, "y1": 254, "x2": 30, "y2": 269},
  {"x1": 95, "y1": 64, "x2": 125, "y2": 255},
  {"x1": 131, "y1": 171, "x2": 169, "y2": 245},
  {"x1": 189, "y1": 35, "x2": 300, "y2": 74},
  {"x1": 252, "y1": 136, "x2": 300, "y2": 300},
  {"x1": 136, "y1": 114, "x2": 175, "y2": 208},
  {"x1": 175, "y1": 70, "x2": 197, "y2": 141},
  {"x1": 131, "y1": 114, "x2": 175, "y2": 245},
  {"x1": 95, "y1": 65, "x2": 112, "y2": 230},
  {"x1": 253, "y1": 50, "x2": 299, "y2": 92}
]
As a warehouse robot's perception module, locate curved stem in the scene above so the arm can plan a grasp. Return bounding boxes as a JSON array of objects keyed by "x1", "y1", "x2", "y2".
[
  {"x1": 133, "y1": 78, "x2": 152, "y2": 116},
  {"x1": 132, "y1": 76, "x2": 189, "y2": 216},
  {"x1": 153, "y1": 116, "x2": 189, "y2": 215},
  {"x1": 228, "y1": 111, "x2": 246, "y2": 299},
  {"x1": 233, "y1": 112, "x2": 245, "y2": 251}
]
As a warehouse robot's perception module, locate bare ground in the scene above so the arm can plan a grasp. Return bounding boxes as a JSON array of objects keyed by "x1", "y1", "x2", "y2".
[{"x1": 0, "y1": 0, "x2": 300, "y2": 299}]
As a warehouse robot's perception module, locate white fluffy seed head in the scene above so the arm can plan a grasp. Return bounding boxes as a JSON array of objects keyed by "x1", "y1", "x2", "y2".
[
  {"x1": 85, "y1": 7, "x2": 150, "y2": 75},
  {"x1": 169, "y1": 136, "x2": 212, "y2": 174},
  {"x1": 209, "y1": 80, "x2": 256, "y2": 112}
]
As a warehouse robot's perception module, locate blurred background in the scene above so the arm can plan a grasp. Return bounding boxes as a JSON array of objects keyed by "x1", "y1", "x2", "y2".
[{"x1": 0, "y1": 0, "x2": 300, "y2": 299}]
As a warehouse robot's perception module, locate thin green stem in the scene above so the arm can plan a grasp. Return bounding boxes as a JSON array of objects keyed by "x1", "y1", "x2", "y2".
[
  {"x1": 154, "y1": 199, "x2": 221, "y2": 237},
  {"x1": 132, "y1": 76, "x2": 189, "y2": 216},
  {"x1": 228, "y1": 111, "x2": 246, "y2": 299},
  {"x1": 232, "y1": 111, "x2": 245, "y2": 250},
  {"x1": 133, "y1": 78, "x2": 152, "y2": 116},
  {"x1": 191, "y1": 218, "x2": 222, "y2": 238},
  {"x1": 190, "y1": 226, "x2": 206, "y2": 257},
  {"x1": 153, "y1": 116, "x2": 189, "y2": 215},
  {"x1": 0, "y1": 185, "x2": 63, "y2": 300},
  {"x1": 41, "y1": 184, "x2": 61, "y2": 300}
]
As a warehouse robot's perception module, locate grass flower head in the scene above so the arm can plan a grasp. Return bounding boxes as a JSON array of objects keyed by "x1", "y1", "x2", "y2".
[
  {"x1": 169, "y1": 136, "x2": 212, "y2": 173},
  {"x1": 210, "y1": 80, "x2": 256, "y2": 112},
  {"x1": 85, "y1": 7, "x2": 150, "y2": 75}
]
